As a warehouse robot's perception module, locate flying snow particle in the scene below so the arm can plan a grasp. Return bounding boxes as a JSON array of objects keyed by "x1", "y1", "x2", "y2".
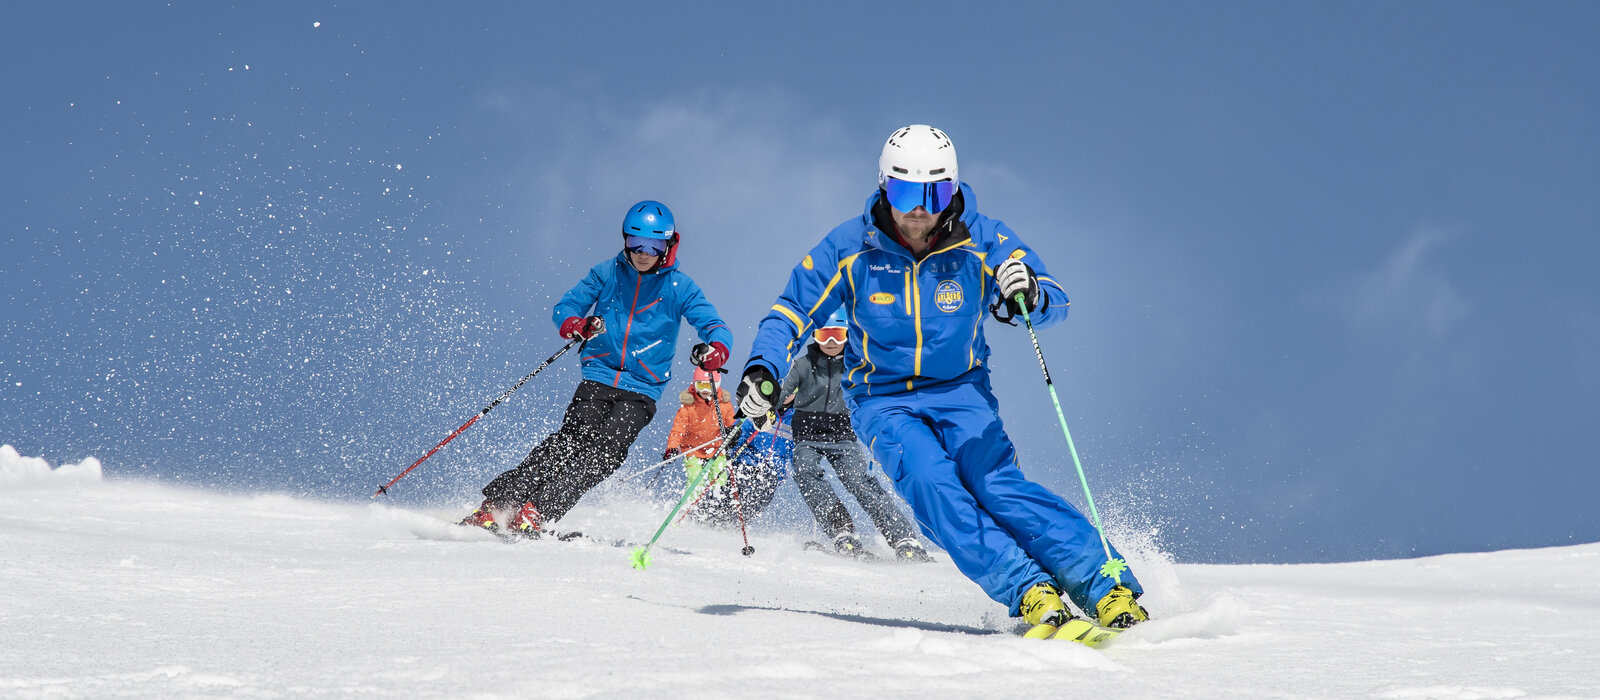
[
  {"x1": 313, "y1": 21, "x2": 321, "y2": 28},
  {"x1": 395, "y1": 164, "x2": 402, "y2": 171}
]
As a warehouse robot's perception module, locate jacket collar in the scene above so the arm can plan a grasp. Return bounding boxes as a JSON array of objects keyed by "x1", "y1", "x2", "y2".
[{"x1": 808, "y1": 342, "x2": 844, "y2": 364}]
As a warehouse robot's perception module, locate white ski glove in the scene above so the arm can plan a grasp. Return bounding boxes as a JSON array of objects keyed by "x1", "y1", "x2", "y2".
[
  {"x1": 996, "y1": 258, "x2": 1040, "y2": 315},
  {"x1": 735, "y1": 366, "x2": 778, "y2": 430}
]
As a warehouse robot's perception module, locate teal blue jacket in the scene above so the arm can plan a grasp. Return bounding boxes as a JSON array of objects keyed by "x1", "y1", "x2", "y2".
[{"x1": 554, "y1": 250, "x2": 731, "y2": 400}]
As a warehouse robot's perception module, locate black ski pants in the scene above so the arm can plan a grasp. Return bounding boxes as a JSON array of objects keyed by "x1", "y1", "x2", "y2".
[{"x1": 481, "y1": 379, "x2": 656, "y2": 523}]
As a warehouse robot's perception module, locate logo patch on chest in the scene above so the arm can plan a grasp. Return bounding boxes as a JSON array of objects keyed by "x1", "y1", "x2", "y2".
[
  {"x1": 869, "y1": 292, "x2": 896, "y2": 305},
  {"x1": 934, "y1": 280, "x2": 964, "y2": 312}
]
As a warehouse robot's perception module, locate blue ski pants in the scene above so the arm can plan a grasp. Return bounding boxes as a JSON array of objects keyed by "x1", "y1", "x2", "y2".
[{"x1": 848, "y1": 371, "x2": 1141, "y2": 616}]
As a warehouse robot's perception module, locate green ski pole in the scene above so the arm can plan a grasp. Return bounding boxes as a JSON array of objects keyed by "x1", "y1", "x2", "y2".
[
  {"x1": 629, "y1": 408, "x2": 771, "y2": 570},
  {"x1": 629, "y1": 443, "x2": 723, "y2": 570},
  {"x1": 1015, "y1": 292, "x2": 1127, "y2": 582}
]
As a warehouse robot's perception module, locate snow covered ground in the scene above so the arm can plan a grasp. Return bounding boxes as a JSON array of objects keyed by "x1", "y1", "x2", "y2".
[{"x1": 4, "y1": 444, "x2": 1597, "y2": 699}]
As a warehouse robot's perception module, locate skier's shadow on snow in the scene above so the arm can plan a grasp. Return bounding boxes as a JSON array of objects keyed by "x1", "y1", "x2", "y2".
[{"x1": 693, "y1": 602, "x2": 999, "y2": 636}]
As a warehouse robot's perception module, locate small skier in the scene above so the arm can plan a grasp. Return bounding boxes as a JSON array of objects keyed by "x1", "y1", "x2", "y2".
[
  {"x1": 780, "y1": 309, "x2": 930, "y2": 562},
  {"x1": 462, "y1": 200, "x2": 732, "y2": 536},
  {"x1": 734, "y1": 126, "x2": 1149, "y2": 633},
  {"x1": 662, "y1": 368, "x2": 736, "y2": 468},
  {"x1": 685, "y1": 412, "x2": 792, "y2": 527}
]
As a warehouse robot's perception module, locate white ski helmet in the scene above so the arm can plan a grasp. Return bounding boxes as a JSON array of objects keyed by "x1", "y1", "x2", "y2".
[{"x1": 878, "y1": 124, "x2": 958, "y2": 187}]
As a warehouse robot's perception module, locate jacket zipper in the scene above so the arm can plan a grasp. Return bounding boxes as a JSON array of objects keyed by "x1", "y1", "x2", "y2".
[{"x1": 615, "y1": 273, "x2": 642, "y2": 387}]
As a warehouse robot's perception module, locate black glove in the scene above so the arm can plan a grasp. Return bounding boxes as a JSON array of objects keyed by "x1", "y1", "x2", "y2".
[
  {"x1": 734, "y1": 365, "x2": 779, "y2": 429},
  {"x1": 663, "y1": 448, "x2": 681, "y2": 462}
]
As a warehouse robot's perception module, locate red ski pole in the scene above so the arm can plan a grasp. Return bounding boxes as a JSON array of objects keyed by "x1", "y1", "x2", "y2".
[
  {"x1": 371, "y1": 334, "x2": 586, "y2": 499},
  {"x1": 707, "y1": 369, "x2": 755, "y2": 556}
]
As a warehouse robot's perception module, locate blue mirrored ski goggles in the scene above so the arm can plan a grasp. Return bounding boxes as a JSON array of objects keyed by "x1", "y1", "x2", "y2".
[
  {"x1": 882, "y1": 177, "x2": 957, "y2": 214},
  {"x1": 624, "y1": 234, "x2": 669, "y2": 256}
]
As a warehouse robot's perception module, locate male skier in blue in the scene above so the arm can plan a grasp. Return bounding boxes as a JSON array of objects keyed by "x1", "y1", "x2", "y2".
[{"x1": 734, "y1": 125, "x2": 1149, "y2": 634}]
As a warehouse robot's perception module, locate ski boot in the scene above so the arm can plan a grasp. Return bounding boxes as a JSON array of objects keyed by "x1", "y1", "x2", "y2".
[
  {"x1": 891, "y1": 538, "x2": 932, "y2": 563},
  {"x1": 1094, "y1": 585, "x2": 1149, "y2": 629},
  {"x1": 832, "y1": 532, "x2": 870, "y2": 559},
  {"x1": 505, "y1": 502, "x2": 543, "y2": 539},
  {"x1": 1018, "y1": 582, "x2": 1129, "y2": 647},
  {"x1": 1020, "y1": 582, "x2": 1071, "y2": 631},
  {"x1": 459, "y1": 499, "x2": 502, "y2": 533}
]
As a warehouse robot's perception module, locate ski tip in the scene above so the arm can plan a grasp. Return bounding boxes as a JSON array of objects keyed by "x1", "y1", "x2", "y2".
[{"x1": 629, "y1": 547, "x2": 653, "y2": 570}]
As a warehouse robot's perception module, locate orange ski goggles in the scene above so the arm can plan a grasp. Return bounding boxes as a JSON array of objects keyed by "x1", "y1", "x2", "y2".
[{"x1": 813, "y1": 327, "x2": 847, "y2": 345}]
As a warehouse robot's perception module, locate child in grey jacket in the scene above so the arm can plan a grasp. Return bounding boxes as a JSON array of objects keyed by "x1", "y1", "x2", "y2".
[{"x1": 781, "y1": 311, "x2": 930, "y2": 561}]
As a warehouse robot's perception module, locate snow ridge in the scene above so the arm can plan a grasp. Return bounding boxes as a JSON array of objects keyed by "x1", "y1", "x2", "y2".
[{"x1": 0, "y1": 444, "x2": 102, "y2": 487}]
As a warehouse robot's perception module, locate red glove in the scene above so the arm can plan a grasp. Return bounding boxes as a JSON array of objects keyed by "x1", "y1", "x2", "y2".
[
  {"x1": 663, "y1": 448, "x2": 681, "y2": 461},
  {"x1": 691, "y1": 341, "x2": 729, "y2": 371},
  {"x1": 560, "y1": 316, "x2": 605, "y2": 340}
]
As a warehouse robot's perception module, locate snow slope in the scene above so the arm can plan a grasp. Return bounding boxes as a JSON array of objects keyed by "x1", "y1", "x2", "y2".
[{"x1": 3, "y1": 445, "x2": 1597, "y2": 699}]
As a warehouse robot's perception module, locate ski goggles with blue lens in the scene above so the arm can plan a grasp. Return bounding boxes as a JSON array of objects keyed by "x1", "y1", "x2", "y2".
[
  {"x1": 882, "y1": 177, "x2": 957, "y2": 214},
  {"x1": 624, "y1": 234, "x2": 669, "y2": 256}
]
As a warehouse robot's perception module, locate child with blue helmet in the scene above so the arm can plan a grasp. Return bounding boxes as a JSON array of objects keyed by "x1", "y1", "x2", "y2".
[{"x1": 685, "y1": 412, "x2": 793, "y2": 527}]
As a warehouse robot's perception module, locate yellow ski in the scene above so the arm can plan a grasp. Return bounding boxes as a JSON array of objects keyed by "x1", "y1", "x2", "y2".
[{"x1": 1023, "y1": 619, "x2": 1121, "y2": 648}]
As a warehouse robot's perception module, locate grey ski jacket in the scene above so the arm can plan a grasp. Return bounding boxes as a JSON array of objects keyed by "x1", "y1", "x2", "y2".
[{"x1": 781, "y1": 343, "x2": 855, "y2": 442}]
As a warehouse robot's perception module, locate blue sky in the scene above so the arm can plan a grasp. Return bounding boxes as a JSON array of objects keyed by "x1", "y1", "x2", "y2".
[{"x1": 4, "y1": 2, "x2": 1597, "y2": 563}]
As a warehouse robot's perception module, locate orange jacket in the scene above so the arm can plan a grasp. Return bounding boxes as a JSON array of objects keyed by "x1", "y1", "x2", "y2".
[{"x1": 667, "y1": 387, "x2": 735, "y2": 458}]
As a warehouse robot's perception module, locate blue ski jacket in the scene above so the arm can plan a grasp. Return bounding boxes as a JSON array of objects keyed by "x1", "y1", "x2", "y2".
[
  {"x1": 745, "y1": 184, "x2": 1069, "y2": 396},
  {"x1": 730, "y1": 413, "x2": 794, "y2": 480},
  {"x1": 553, "y1": 250, "x2": 732, "y2": 401}
]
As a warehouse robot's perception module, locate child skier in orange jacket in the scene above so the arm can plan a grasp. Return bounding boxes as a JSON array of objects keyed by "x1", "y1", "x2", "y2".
[{"x1": 663, "y1": 368, "x2": 735, "y2": 462}]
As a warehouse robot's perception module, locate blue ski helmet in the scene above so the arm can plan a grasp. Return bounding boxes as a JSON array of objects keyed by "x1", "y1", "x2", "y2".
[
  {"x1": 622, "y1": 200, "x2": 675, "y2": 240},
  {"x1": 824, "y1": 309, "x2": 849, "y2": 329}
]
